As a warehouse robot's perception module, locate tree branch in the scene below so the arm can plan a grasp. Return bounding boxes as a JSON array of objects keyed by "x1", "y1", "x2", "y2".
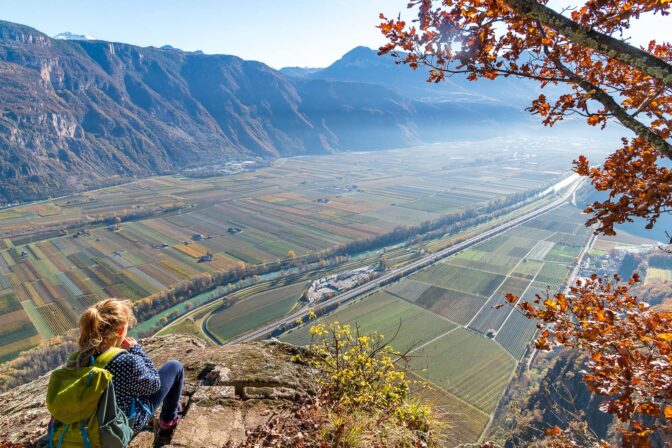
[
  {"x1": 404, "y1": 51, "x2": 570, "y2": 82},
  {"x1": 567, "y1": 71, "x2": 671, "y2": 159},
  {"x1": 504, "y1": 0, "x2": 672, "y2": 88},
  {"x1": 631, "y1": 86, "x2": 667, "y2": 117},
  {"x1": 535, "y1": 22, "x2": 672, "y2": 160}
]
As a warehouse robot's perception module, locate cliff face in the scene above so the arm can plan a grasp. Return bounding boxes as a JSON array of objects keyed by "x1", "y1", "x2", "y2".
[
  {"x1": 0, "y1": 334, "x2": 316, "y2": 448},
  {"x1": 503, "y1": 350, "x2": 615, "y2": 446}
]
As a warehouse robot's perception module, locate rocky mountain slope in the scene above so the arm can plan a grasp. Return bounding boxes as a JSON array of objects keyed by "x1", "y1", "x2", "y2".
[
  {"x1": 0, "y1": 334, "x2": 316, "y2": 447},
  {"x1": 511, "y1": 350, "x2": 615, "y2": 445},
  {"x1": 0, "y1": 20, "x2": 523, "y2": 204}
]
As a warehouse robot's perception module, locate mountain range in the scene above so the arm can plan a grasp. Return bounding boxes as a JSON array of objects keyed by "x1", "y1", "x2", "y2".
[
  {"x1": 0, "y1": 20, "x2": 534, "y2": 204},
  {"x1": 280, "y1": 46, "x2": 542, "y2": 106}
]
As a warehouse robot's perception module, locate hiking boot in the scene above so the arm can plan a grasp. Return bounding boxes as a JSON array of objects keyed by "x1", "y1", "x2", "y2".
[{"x1": 154, "y1": 417, "x2": 179, "y2": 447}]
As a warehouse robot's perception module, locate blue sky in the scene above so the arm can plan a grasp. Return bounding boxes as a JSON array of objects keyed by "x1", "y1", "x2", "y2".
[
  {"x1": 0, "y1": 0, "x2": 407, "y2": 68},
  {"x1": 1, "y1": 1, "x2": 668, "y2": 69}
]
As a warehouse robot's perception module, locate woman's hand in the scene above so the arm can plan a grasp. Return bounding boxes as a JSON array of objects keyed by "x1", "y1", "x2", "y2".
[{"x1": 121, "y1": 336, "x2": 137, "y2": 350}]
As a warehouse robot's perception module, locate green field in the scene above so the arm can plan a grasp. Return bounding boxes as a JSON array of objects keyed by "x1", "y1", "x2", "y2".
[
  {"x1": 206, "y1": 281, "x2": 307, "y2": 342},
  {"x1": 385, "y1": 279, "x2": 431, "y2": 302},
  {"x1": 386, "y1": 279, "x2": 486, "y2": 325},
  {"x1": 277, "y1": 204, "x2": 594, "y2": 445},
  {"x1": 410, "y1": 328, "x2": 516, "y2": 413},
  {"x1": 496, "y1": 310, "x2": 539, "y2": 359},
  {"x1": 416, "y1": 285, "x2": 486, "y2": 325},
  {"x1": 544, "y1": 243, "x2": 582, "y2": 263},
  {"x1": 0, "y1": 293, "x2": 20, "y2": 314},
  {"x1": 282, "y1": 290, "x2": 456, "y2": 352},
  {"x1": 535, "y1": 262, "x2": 571, "y2": 285},
  {"x1": 448, "y1": 249, "x2": 520, "y2": 275},
  {"x1": 468, "y1": 276, "x2": 531, "y2": 335},
  {"x1": 412, "y1": 264, "x2": 506, "y2": 298},
  {"x1": 157, "y1": 318, "x2": 206, "y2": 340},
  {"x1": 411, "y1": 373, "x2": 490, "y2": 446},
  {"x1": 0, "y1": 313, "x2": 40, "y2": 363},
  {"x1": 510, "y1": 259, "x2": 544, "y2": 279}
]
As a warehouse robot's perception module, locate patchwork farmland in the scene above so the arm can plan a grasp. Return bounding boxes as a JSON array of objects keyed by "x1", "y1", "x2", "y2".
[
  {"x1": 281, "y1": 203, "x2": 593, "y2": 445},
  {"x1": 0, "y1": 139, "x2": 583, "y2": 362}
]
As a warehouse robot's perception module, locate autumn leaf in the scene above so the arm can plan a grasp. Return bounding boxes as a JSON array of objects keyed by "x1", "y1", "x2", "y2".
[
  {"x1": 545, "y1": 425, "x2": 562, "y2": 436},
  {"x1": 505, "y1": 293, "x2": 518, "y2": 304},
  {"x1": 636, "y1": 403, "x2": 660, "y2": 416},
  {"x1": 665, "y1": 407, "x2": 672, "y2": 419}
]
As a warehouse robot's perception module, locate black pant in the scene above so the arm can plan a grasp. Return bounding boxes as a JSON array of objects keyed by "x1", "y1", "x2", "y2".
[{"x1": 147, "y1": 360, "x2": 184, "y2": 422}]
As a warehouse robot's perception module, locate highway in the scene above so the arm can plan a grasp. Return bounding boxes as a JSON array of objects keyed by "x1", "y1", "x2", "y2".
[{"x1": 228, "y1": 179, "x2": 584, "y2": 344}]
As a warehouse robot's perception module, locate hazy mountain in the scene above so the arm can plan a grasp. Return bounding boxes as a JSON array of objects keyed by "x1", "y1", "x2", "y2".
[
  {"x1": 0, "y1": 21, "x2": 524, "y2": 204},
  {"x1": 279, "y1": 67, "x2": 322, "y2": 78},
  {"x1": 285, "y1": 46, "x2": 543, "y2": 107}
]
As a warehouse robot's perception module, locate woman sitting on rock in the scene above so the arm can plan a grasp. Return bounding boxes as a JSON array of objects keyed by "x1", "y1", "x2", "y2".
[{"x1": 76, "y1": 298, "x2": 184, "y2": 444}]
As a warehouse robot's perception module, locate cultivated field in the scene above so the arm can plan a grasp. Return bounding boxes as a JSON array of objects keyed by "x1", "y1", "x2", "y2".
[
  {"x1": 410, "y1": 372, "x2": 491, "y2": 446},
  {"x1": 206, "y1": 281, "x2": 308, "y2": 342},
  {"x1": 0, "y1": 137, "x2": 601, "y2": 447},
  {"x1": 412, "y1": 264, "x2": 506, "y2": 298},
  {"x1": 0, "y1": 138, "x2": 580, "y2": 358},
  {"x1": 409, "y1": 328, "x2": 516, "y2": 413},
  {"x1": 282, "y1": 290, "x2": 456, "y2": 352}
]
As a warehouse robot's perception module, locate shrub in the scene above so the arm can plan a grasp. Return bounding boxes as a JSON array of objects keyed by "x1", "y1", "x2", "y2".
[{"x1": 295, "y1": 320, "x2": 442, "y2": 447}]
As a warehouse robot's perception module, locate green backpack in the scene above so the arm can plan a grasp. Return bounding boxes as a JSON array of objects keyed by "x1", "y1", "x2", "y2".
[{"x1": 46, "y1": 347, "x2": 134, "y2": 448}]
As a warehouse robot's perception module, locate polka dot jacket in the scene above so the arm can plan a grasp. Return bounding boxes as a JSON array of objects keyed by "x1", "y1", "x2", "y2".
[{"x1": 103, "y1": 344, "x2": 161, "y2": 432}]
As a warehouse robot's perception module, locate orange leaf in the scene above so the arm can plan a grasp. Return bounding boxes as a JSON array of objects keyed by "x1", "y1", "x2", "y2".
[
  {"x1": 545, "y1": 425, "x2": 562, "y2": 436},
  {"x1": 505, "y1": 293, "x2": 518, "y2": 304},
  {"x1": 665, "y1": 407, "x2": 672, "y2": 419}
]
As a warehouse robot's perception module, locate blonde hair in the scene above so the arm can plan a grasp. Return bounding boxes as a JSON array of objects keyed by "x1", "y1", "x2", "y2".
[{"x1": 78, "y1": 299, "x2": 136, "y2": 360}]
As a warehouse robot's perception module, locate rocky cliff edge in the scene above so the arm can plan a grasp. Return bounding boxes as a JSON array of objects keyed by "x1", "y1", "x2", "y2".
[{"x1": 0, "y1": 335, "x2": 316, "y2": 447}]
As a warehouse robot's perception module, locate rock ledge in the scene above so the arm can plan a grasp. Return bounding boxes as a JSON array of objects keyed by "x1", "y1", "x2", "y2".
[{"x1": 0, "y1": 335, "x2": 316, "y2": 448}]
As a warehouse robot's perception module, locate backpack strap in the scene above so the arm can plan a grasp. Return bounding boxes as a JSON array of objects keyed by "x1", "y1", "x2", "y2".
[
  {"x1": 80, "y1": 419, "x2": 92, "y2": 448},
  {"x1": 57, "y1": 423, "x2": 69, "y2": 447},
  {"x1": 95, "y1": 347, "x2": 126, "y2": 368},
  {"x1": 48, "y1": 420, "x2": 56, "y2": 448}
]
